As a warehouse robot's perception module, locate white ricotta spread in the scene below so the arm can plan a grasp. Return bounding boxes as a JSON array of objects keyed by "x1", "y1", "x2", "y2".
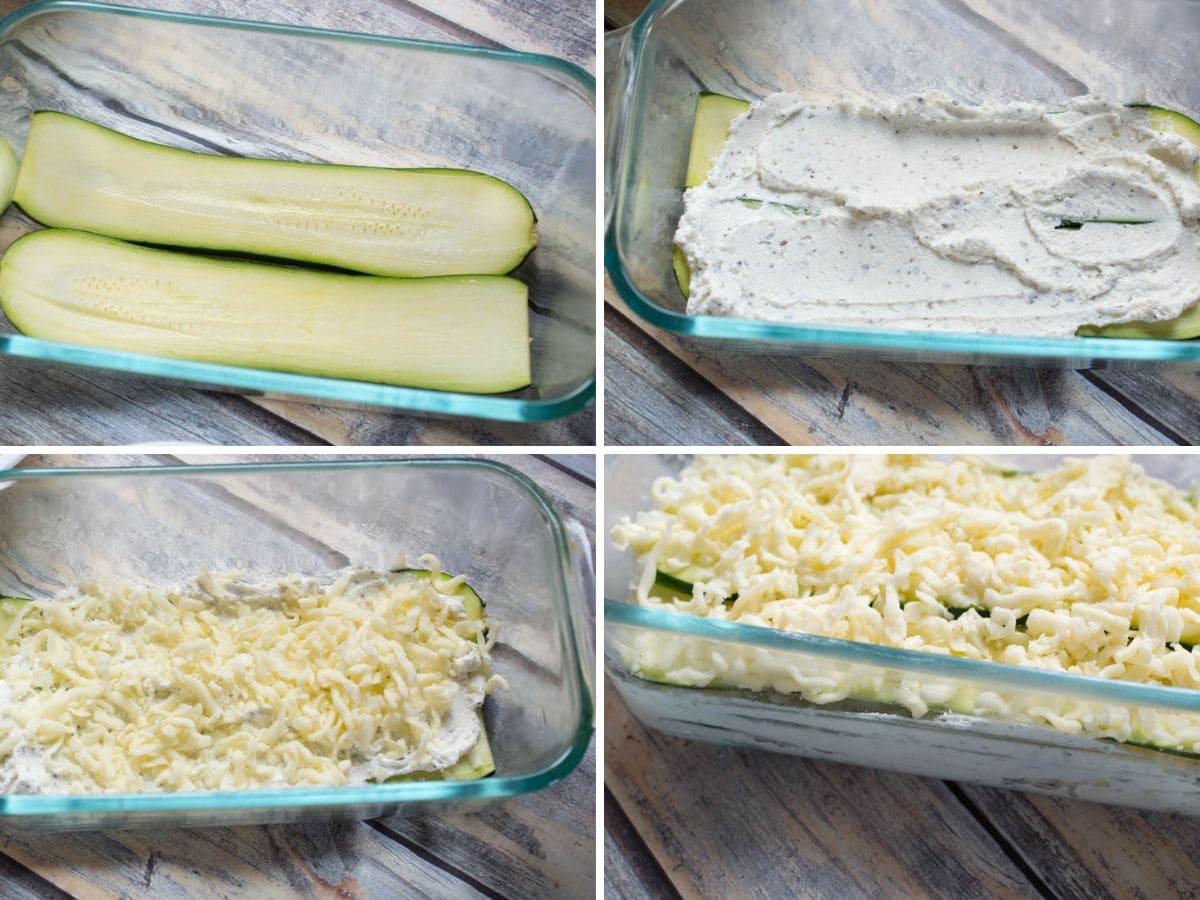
[
  {"x1": 0, "y1": 564, "x2": 497, "y2": 794},
  {"x1": 612, "y1": 455, "x2": 1200, "y2": 751},
  {"x1": 676, "y1": 93, "x2": 1200, "y2": 335}
]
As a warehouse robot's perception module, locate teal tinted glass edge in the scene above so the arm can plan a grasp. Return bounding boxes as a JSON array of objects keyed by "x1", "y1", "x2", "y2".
[
  {"x1": 0, "y1": 1, "x2": 596, "y2": 421},
  {"x1": 606, "y1": 599, "x2": 1200, "y2": 714},
  {"x1": 0, "y1": 459, "x2": 593, "y2": 817},
  {"x1": 605, "y1": 0, "x2": 1200, "y2": 364}
]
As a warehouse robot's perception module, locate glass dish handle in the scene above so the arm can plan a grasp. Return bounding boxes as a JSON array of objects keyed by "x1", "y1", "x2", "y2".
[
  {"x1": 603, "y1": 23, "x2": 633, "y2": 229},
  {"x1": 564, "y1": 516, "x2": 595, "y2": 703}
]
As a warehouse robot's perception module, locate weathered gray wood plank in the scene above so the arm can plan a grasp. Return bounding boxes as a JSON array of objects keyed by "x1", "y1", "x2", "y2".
[
  {"x1": 605, "y1": 306, "x2": 783, "y2": 445},
  {"x1": 376, "y1": 740, "x2": 597, "y2": 900},
  {"x1": 248, "y1": 397, "x2": 595, "y2": 448},
  {"x1": 605, "y1": 292, "x2": 1170, "y2": 446},
  {"x1": 604, "y1": 790, "x2": 679, "y2": 900},
  {"x1": 960, "y1": 785, "x2": 1200, "y2": 899},
  {"x1": 0, "y1": 821, "x2": 491, "y2": 900},
  {"x1": 604, "y1": 679, "x2": 1038, "y2": 900},
  {"x1": 0, "y1": 360, "x2": 321, "y2": 445}
]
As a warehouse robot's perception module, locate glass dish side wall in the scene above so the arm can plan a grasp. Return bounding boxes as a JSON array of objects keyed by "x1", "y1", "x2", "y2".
[
  {"x1": 0, "y1": 2, "x2": 595, "y2": 419},
  {"x1": 606, "y1": 0, "x2": 1200, "y2": 367},
  {"x1": 604, "y1": 453, "x2": 1200, "y2": 814},
  {"x1": 0, "y1": 460, "x2": 592, "y2": 829}
]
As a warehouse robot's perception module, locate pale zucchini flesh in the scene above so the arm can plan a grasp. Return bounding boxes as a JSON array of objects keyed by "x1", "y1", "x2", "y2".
[
  {"x1": 383, "y1": 568, "x2": 495, "y2": 782},
  {"x1": 0, "y1": 229, "x2": 532, "y2": 394},
  {"x1": 673, "y1": 93, "x2": 751, "y2": 297},
  {"x1": 14, "y1": 111, "x2": 538, "y2": 278},
  {"x1": 0, "y1": 137, "x2": 16, "y2": 215}
]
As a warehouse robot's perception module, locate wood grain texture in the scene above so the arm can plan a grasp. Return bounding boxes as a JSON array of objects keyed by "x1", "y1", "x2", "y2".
[
  {"x1": 604, "y1": 678, "x2": 1038, "y2": 900},
  {"x1": 602, "y1": 0, "x2": 1199, "y2": 448},
  {"x1": 0, "y1": 0, "x2": 595, "y2": 446},
  {"x1": 606, "y1": 292, "x2": 1170, "y2": 446},
  {"x1": 604, "y1": 790, "x2": 679, "y2": 900},
  {"x1": 0, "y1": 453, "x2": 595, "y2": 900},
  {"x1": 605, "y1": 305, "x2": 782, "y2": 445},
  {"x1": 959, "y1": 786, "x2": 1200, "y2": 900}
]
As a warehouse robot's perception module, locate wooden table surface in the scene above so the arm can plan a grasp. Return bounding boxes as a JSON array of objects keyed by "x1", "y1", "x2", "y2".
[
  {"x1": 603, "y1": 0, "x2": 1200, "y2": 447},
  {"x1": 0, "y1": 452, "x2": 596, "y2": 900},
  {"x1": 0, "y1": 0, "x2": 596, "y2": 447},
  {"x1": 605, "y1": 675, "x2": 1200, "y2": 900}
]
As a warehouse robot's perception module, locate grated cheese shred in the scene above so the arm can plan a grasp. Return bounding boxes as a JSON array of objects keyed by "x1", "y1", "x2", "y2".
[
  {"x1": 612, "y1": 455, "x2": 1200, "y2": 750},
  {"x1": 0, "y1": 564, "x2": 495, "y2": 794}
]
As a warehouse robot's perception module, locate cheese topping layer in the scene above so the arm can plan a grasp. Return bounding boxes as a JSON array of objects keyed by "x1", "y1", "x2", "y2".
[
  {"x1": 0, "y1": 563, "x2": 496, "y2": 794},
  {"x1": 676, "y1": 94, "x2": 1200, "y2": 336},
  {"x1": 612, "y1": 456, "x2": 1200, "y2": 748}
]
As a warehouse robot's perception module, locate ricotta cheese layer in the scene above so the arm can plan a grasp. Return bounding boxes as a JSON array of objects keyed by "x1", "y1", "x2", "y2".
[
  {"x1": 0, "y1": 563, "x2": 497, "y2": 794},
  {"x1": 676, "y1": 94, "x2": 1200, "y2": 336}
]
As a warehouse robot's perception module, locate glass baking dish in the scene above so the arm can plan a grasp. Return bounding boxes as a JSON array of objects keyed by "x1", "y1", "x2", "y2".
[
  {"x1": 0, "y1": 457, "x2": 594, "y2": 830},
  {"x1": 0, "y1": 1, "x2": 595, "y2": 421},
  {"x1": 605, "y1": 0, "x2": 1200, "y2": 369},
  {"x1": 605, "y1": 453, "x2": 1200, "y2": 814}
]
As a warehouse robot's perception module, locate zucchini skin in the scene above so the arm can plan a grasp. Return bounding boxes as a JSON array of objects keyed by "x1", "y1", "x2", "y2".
[
  {"x1": 383, "y1": 569, "x2": 494, "y2": 782},
  {"x1": 14, "y1": 111, "x2": 538, "y2": 278},
  {"x1": 0, "y1": 229, "x2": 532, "y2": 394}
]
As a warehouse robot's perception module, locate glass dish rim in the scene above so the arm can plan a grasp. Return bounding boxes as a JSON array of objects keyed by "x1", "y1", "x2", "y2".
[
  {"x1": 0, "y1": 457, "x2": 595, "y2": 816},
  {"x1": 0, "y1": 0, "x2": 597, "y2": 422},
  {"x1": 606, "y1": 599, "x2": 1200, "y2": 714},
  {"x1": 604, "y1": 0, "x2": 1200, "y2": 364}
]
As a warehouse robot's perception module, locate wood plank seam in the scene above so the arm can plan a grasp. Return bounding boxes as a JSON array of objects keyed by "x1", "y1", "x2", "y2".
[
  {"x1": 944, "y1": 782, "x2": 1059, "y2": 900},
  {"x1": 1078, "y1": 372, "x2": 1191, "y2": 445},
  {"x1": 535, "y1": 455, "x2": 597, "y2": 487},
  {"x1": 0, "y1": 844, "x2": 72, "y2": 900},
  {"x1": 366, "y1": 819, "x2": 507, "y2": 900},
  {"x1": 380, "y1": 0, "x2": 506, "y2": 49},
  {"x1": 604, "y1": 302, "x2": 790, "y2": 445},
  {"x1": 604, "y1": 787, "x2": 684, "y2": 900}
]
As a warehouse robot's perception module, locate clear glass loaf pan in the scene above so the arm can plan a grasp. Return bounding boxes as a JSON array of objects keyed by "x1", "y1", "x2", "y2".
[
  {"x1": 0, "y1": 1, "x2": 595, "y2": 421},
  {"x1": 0, "y1": 458, "x2": 594, "y2": 830},
  {"x1": 605, "y1": 0, "x2": 1200, "y2": 369},
  {"x1": 605, "y1": 453, "x2": 1200, "y2": 815}
]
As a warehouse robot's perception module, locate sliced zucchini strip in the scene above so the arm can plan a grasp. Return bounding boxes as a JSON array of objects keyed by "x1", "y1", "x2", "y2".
[
  {"x1": 0, "y1": 596, "x2": 29, "y2": 645},
  {"x1": 391, "y1": 567, "x2": 486, "y2": 623},
  {"x1": 1081, "y1": 104, "x2": 1200, "y2": 338},
  {"x1": 0, "y1": 229, "x2": 532, "y2": 394},
  {"x1": 383, "y1": 568, "x2": 495, "y2": 782},
  {"x1": 673, "y1": 93, "x2": 752, "y2": 297},
  {"x1": 14, "y1": 111, "x2": 537, "y2": 277}
]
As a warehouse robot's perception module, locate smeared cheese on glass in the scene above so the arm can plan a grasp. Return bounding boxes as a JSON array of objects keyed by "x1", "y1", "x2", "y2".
[
  {"x1": 0, "y1": 563, "x2": 498, "y2": 794},
  {"x1": 612, "y1": 455, "x2": 1200, "y2": 750}
]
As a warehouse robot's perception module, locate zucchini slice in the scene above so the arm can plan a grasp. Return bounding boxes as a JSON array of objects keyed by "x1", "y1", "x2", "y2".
[
  {"x1": 1080, "y1": 105, "x2": 1200, "y2": 339},
  {"x1": 655, "y1": 564, "x2": 736, "y2": 600},
  {"x1": 673, "y1": 93, "x2": 752, "y2": 297},
  {"x1": 391, "y1": 567, "x2": 486, "y2": 623},
  {"x1": 14, "y1": 111, "x2": 537, "y2": 278},
  {"x1": 0, "y1": 597, "x2": 29, "y2": 645},
  {"x1": 384, "y1": 568, "x2": 495, "y2": 782},
  {"x1": 0, "y1": 138, "x2": 16, "y2": 215},
  {"x1": 0, "y1": 229, "x2": 532, "y2": 394}
]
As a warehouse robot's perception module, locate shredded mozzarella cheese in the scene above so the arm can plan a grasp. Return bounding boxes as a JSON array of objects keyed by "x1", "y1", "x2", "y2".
[
  {"x1": 613, "y1": 455, "x2": 1200, "y2": 750},
  {"x1": 0, "y1": 565, "x2": 495, "y2": 794}
]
